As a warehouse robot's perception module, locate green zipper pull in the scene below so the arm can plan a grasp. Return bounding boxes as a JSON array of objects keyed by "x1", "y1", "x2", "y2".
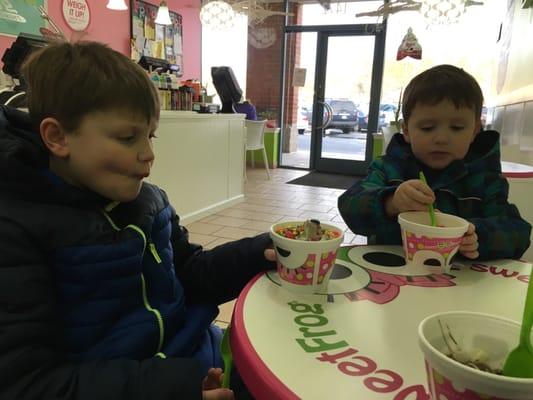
[{"x1": 149, "y1": 243, "x2": 162, "y2": 264}]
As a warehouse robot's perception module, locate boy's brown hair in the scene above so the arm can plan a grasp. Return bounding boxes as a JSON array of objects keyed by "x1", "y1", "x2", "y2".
[
  {"x1": 401, "y1": 64, "x2": 483, "y2": 124},
  {"x1": 21, "y1": 41, "x2": 159, "y2": 131}
]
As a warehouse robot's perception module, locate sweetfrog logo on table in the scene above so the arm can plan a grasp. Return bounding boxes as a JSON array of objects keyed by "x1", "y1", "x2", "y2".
[{"x1": 288, "y1": 300, "x2": 430, "y2": 399}]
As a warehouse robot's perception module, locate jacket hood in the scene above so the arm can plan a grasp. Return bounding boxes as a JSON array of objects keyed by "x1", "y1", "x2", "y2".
[
  {"x1": 385, "y1": 130, "x2": 501, "y2": 174},
  {"x1": 0, "y1": 106, "x2": 109, "y2": 207}
]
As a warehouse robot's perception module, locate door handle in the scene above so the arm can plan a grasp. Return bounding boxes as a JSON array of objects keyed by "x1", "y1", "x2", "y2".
[{"x1": 316, "y1": 101, "x2": 333, "y2": 130}]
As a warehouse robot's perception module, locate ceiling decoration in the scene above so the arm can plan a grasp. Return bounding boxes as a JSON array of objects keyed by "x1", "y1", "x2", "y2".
[
  {"x1": 232, "y1": 0, "x2": 293, "y2": 25},
  {"x1": 356, "y1": 0, "x2": 484, "y2": 25},
  {"x1": 200, "y1": 0, "x2": 293, "y2": 28}
]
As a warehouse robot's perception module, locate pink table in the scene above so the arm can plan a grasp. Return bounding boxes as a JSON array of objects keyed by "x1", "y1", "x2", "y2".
[{"x1": 230, "y1": 245, "x2": 531, "y2": 399}]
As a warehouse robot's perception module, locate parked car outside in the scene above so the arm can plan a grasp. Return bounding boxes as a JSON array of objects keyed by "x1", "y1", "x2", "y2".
[{"x1": 326, "y1": 99, "x2": 358, "y2": 133}]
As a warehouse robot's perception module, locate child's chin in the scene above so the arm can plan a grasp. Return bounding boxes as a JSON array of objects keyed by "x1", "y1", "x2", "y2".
[
  {"x1": 105, "y1": 188, "x2": 142, "y2": 203},
  {"x1": 423, "y1": 159, "x2": 453, "y2": 170}
]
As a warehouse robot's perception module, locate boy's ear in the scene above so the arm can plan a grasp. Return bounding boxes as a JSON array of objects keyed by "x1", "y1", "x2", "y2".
[
  {"x1": 401, "y1": 120, "x2": 410, "y2": 143},
  {"x1": 40, "y1": 118, "x2": 70, "y2": 158}
]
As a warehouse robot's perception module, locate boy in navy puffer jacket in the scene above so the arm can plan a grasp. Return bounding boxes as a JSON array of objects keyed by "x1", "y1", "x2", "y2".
[{"x1": 0, "y1": 41, "x2": 275, "y2": 400}]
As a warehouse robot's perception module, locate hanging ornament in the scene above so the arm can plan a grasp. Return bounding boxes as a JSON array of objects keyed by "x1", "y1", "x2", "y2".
[
  {"x1": 420, "y1": 0, "x2": 466, "y2": 25},
  {"x1": 397, "y1": 27, "x2": 422, "y2": 60},
  {"x1": 200, "y1": 0, "x2": 236, "y2": 30},
  {"x1": 248, "y1": 27, "x2": 276, "y2": 49}
]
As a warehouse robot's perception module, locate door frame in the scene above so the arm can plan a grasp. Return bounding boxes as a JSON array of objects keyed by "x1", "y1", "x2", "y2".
[{"x1": 280, "y1": 23, "x2": 387, "y2": 175}]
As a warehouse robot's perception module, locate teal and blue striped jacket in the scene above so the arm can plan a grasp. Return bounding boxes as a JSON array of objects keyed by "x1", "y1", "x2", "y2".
[{"x1": 338, "y1": 131, "x2": 531, "y2": 260}]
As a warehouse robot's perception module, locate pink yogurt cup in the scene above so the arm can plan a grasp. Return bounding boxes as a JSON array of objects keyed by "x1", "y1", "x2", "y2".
[
  {"x1": 398, "y1": 211, "x2": 469, "y2": 273},
  {"x1": 270, "y1": 221, "x2": 344, "y2": 294},
  {"x1": 419, "y1": 311, "x2": 533, "y2": 400}
]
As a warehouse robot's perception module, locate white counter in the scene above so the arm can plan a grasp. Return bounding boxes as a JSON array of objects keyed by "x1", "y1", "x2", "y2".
[{"x1": 148, "y1": 111, "x2": 245, "y2": 225}]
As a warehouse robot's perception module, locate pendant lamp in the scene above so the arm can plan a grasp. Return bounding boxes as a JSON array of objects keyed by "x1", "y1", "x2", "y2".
[
  {"x1": 106, "y1": 0, "x2": 128, "y2": 10},
  {"x1": 155, "y1": 1, "x2": 173, "y2": 25}
]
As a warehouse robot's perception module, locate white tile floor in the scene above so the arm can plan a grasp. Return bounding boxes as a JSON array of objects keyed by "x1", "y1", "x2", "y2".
[{"x1": 184, "y1": 167, "x2": 366, "y2": 327}]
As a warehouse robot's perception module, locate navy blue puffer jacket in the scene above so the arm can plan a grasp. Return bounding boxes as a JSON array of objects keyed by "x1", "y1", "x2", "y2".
[{"x1": 0, "y1": 106, "x2": 274, "y2": 400}]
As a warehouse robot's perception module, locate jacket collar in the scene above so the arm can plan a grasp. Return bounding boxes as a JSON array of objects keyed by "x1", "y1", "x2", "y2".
[{"x1": 385, "y1": 130, "x2": 501, "y2": 189}]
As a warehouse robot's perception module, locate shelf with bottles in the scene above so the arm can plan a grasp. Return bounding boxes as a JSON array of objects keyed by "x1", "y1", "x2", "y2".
[{"x1": 149, "y1": 72, "x2": 207, "y2": 111}]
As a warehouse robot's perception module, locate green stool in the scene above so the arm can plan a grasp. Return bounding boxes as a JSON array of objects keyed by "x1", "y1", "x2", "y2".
[
  {"x1": 372, "y1": 132, "x2": 383, "y2": 160},
  {"x1": 247, "y1": 128, "x2": 279, "y2": 168}
]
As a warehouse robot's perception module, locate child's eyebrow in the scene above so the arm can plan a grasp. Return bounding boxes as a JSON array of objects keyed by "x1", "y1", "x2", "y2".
[
  {"x1": 109, "y1": 122, "x2": 153, "y2": 132},
  {"x1": 415, "y1": 118, "x2": 436, "y2": 124},
  {"x1": 415, "y1": 116, "x2": 470, "y2": 125}
]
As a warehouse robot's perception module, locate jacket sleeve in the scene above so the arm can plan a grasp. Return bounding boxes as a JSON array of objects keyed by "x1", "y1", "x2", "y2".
[
  {"x1": 469, "y1": 176, "x2": 531, "y2": 260},
  {"x1": 0, "y1": 219, "x2": 205, "y2": 400},
  {"x1": 338, "y1": 159, "x2": 401, "y2": 241},
  {"x1": 169, "y1": 209, "x2": 276, "y2": 305}
]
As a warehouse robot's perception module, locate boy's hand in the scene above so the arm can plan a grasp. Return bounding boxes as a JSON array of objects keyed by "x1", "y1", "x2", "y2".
[
  {"x1": 386, "y1": 179, "x2": 435, "y2": 217},
  {"x1": 460, "y1": 223, "x2": 479, "y2": 259},
  {"x1": 202, "y1": 368, "x2": 234, "y2": 400},
  {"x1": 264, "y1": 248, "x2": 276, "y2": 262}
]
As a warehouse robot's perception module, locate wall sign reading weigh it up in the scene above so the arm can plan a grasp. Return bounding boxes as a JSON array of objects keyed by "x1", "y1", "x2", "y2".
[{"x1": 62, "y1": 0, "x2": 90, "y2": 31}]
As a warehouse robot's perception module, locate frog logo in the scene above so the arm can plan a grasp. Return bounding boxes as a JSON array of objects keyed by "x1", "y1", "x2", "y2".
[{"x1": 267, "y1": 245, "x2": 456, "y2": 304}]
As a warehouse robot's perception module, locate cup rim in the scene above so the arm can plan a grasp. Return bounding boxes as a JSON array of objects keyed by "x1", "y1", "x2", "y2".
[
  {"x1": 270, "y1": 220, "x2": 344, "y2": 242},
  {"x1": 399, "y1": 211, "x2": 469, "y2": 232},
  {"x1": 418, "y1": 310, "x2": 533, "y2": 384}
]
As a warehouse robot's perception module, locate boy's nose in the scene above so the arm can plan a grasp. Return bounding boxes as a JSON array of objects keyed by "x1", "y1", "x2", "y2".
[
  {"x1": 433, "y1": 130, "x2": 450, "y2": 144},
  {"x1": 138, "y1": 140, "x2": 155, "y2": 163}
]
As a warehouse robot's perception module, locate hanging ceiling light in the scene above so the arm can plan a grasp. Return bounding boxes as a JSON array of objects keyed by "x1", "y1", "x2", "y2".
[
  {"x1": 200, "y1": 0, "x2": 236, "y2": 30},
  {"x1": 106, "y1": 0, "x2": 128, "y2": 10},
  {"x1": 155, "y1": 1, "x2": 173, "y2": 25},
  {"x1": 420, "y1": 0, "x2": 466, "y2": 25},
  {"x1": 232, "y1": 0, "x2": 294, "y2": 26}
]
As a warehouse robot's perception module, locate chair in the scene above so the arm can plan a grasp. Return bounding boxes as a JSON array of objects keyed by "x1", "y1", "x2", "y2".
[{"x1": 244, "y1": 119, "x2": 271, "y2": 180}]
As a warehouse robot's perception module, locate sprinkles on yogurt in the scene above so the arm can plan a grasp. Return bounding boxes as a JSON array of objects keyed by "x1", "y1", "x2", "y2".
[{"x1": 275, "y1": 219, "x2": 341, "y2": 241}]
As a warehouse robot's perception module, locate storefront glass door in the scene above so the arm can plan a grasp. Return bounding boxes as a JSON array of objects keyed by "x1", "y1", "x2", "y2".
[{"x1": 281, "y1": 24, "x2": 386, "y2": 174}]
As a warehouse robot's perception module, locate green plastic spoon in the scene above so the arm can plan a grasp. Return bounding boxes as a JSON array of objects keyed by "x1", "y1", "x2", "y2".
[
  {"x1": 220, "y1": 324, "x2": 233, "y2": 388},
  {"x1": 419, "y1": 171, "x2": 436, "y2": 227},
  {"x1": 502, "y1": 267, "x2": 533, "y2": 378}
]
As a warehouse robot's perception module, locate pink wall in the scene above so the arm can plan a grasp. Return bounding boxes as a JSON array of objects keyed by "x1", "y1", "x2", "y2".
[{"x1": 0, "y1": 0, "x2": 201, "y2": 80}]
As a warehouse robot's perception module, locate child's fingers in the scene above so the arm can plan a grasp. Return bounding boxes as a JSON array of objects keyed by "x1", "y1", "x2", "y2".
[
  {"x1": 460, "y1": 249, "x2": 479, "y2": 259},
  {"x1": 394, "y1": 191, "x2": 430, "y2": 212},
  {"x1": 264, "y1": 248, "x2": 276, "y2": 262},
  {"x1": 202, "y1": 388, "x2": 235, "y2": 400},
  {"x1": 461, "y1": 233, "x2": 478, "y2": 246},
  {"x1": 410, "y1": 180, "x2": 435, "y2": 199},
  {"x1": 460, "y1": 241, "x2": 478, "y2": 252},
  {"x1": 405, "y1": 181, "x2": 435, "y2": 204},
  {"x1": 460, "y1": 225, "x2": 478, "y2": 254},
  {"x1": 203, "y1": 368, "x2": 223, "y2": 390}
]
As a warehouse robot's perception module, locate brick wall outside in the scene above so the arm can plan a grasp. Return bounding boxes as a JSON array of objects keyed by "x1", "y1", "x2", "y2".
[{"x1": 245, "y1": 3, "x2": 303, "y2": 152}]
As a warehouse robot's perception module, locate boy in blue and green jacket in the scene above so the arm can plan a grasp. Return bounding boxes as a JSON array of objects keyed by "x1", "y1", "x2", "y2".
[
  {"x1": 338, "y1": 65, "x2": 531, "y2": 261},
  {"x1": 0, "y1": 41, "x2": 275, "y2": 400}
]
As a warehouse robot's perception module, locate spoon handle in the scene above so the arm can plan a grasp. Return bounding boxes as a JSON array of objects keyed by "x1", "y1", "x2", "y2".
[
  {"x1": 520, "y1": 268, "x2": 533, "y2": 349},
  {"x1": 419, "y1": 171, "x2": 436, "y2": 227}
]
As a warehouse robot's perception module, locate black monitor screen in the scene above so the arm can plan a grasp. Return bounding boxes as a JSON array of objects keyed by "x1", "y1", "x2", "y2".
[
  {"x1": 211, "y1": 66, "x2": 242, "y2": 112},
  {"x1": 2, "y1": 33, "x2": 48, "y2": 81}
]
